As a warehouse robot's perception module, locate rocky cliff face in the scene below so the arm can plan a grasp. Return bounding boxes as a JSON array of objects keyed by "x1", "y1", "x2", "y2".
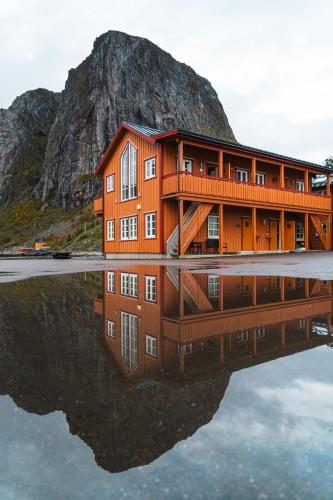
[
  {"x1": 0, "y1": 30, "x2": 235, "y2": 209},
  {"x1": 0, "y1": 89, "x2": 60, "y2": 206}
]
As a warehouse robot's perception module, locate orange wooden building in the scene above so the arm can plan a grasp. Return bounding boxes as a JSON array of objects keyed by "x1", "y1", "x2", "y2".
[
  {"x1": 94, "y1": 267, "x2": 332, "y2": 383},
  {"x1": 94, "y1": 123, "x2": 332, "y2": 258}
]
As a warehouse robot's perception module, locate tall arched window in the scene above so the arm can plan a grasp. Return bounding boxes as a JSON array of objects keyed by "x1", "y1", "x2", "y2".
[{"x1": 121, "y1": 142, "x2": 137, "y2": 200}]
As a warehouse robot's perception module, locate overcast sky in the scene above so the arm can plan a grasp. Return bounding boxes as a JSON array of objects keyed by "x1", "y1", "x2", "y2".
[{"x1": 1, "y1": 0, "x2": 332, "y2": 163}]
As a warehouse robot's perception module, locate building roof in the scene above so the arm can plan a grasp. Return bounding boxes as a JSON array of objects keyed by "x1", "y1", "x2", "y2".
[{"x1": 95, "y1": 122, "x2": 331, "y2": 175}]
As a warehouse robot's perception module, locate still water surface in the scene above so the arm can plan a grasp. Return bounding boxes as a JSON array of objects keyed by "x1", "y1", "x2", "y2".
[{"x1": 0, "y1": 267, "x2": 333, "y2": 499}]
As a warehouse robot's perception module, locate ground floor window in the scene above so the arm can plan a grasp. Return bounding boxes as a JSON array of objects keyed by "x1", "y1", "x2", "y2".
[
  {"x1": 145, "y1": 212, "x2": 156, "y2": 238},
  {"x1": 121, "y1": 312, "x2": 138, "y2": 372},
  {"x1": 256, "y1": 327, "x2": 265, "y2": 339},
  {"x1": 184, "y1": 343, "x2": 193, "y2": 355},
  {"x1": 296, "y1": 222, "x2": 304, "y2": 241},
  {"x1": 208, "y1": 275, "x2": 220, "y2": 298},
  {"x1": 145, "y1": 334, "x2": 157, "y2": 357},
  {"x1": 121, "y1": 216, "x2": 137, "y2": 240},
  {"x1": 106, "y1": 219, "x2": 114, "y2": 241},
  {"x1": 208, "y1": 214, "x2": 219, "y2": 239}
]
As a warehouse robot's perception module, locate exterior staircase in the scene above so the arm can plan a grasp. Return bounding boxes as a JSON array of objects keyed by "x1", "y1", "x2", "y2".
[
  {"x1": 310, "y1": 215, "x2": 328, "y2": 249},
  {"x1": 166, "y1": 202, "x2": 214, "y2": 256},
  {"x1": 166, "y1": 267, "x2": 214, "y2": 313}
]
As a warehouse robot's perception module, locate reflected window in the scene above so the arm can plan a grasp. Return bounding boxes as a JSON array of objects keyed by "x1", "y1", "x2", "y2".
[
  {"x1": 237, "y1": 331, "x2": 249, "y2": 343},
  {"x1": 121, "y1": 312, "x2": 138, "y2": 372},
  {"x1": 184, "y1": 343, "x2": 193, "y2": 355},
  {"x1": 208, "y1": 275, "x2": 220, "y2": 298},
  {"x1": 296, "y1": 318, "x2": 306, "y2": 330},
  {"x1": 107, "y1": 320, "x2": 115, "y2": 339},
  {"x1": 256, "y1": 327, "x2": 265, "y2": 339},
  {"x1": 145, "y1": 334, "x2": 157, "y2": 357},
  {"x1": 121, "y1": 273, "x2": 138, "y2": 298},
  {"x1": 107, "y1": 272, "x2": 115, "y2": 293},
  {"x1": 145, "y1": 276, "x2": 157, "y2": 302}
]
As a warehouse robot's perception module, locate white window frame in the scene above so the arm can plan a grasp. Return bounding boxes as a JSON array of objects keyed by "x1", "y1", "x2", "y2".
[
  {"x1": 145, "y1": 157, "x2": 156, "y2": 179},
  {"x1": 296, "y1": 222, "x2": 304, "y2": 241},
  {"x1": 236, "y1": 169, "x2": 248, "y2": 182},
  {"x1": 208, "y1": 214, "x2": 219, "y2": 239},
  {"x1": 120, "y1": 216, "x2": 137, "y2": 240},
  {"x1": 256, "y1": 327, "x2": 265, "y2": 339},
  {"x1": 106, "y1": 174, "x2": 115, "y2": 193},
  {"x1": 145, "y1": 276, "x2": 157, "y2": 302},
  {"x1": 107, "y1": 272, "x2": 115, "y2": 293},
  {"x1": 296, "y1": 180, "x2": 305, "y2": 192},
  {"x1": 120, "y1": 273, "x2": 138, "y2": 298},
  {"x1": 121, "y1": 312, "x2": 138, "y2": 373},
  {"x1": 121, "y1": 142, "x2": 137, "y2": 201},
  {"x1": 145, "y1": 334, "x2": 157, "y2": 357},
  {"x1": 120, "y1": 218, "x2": 129, "y2": 240},
  {"x1": 145, "y1": 212, "x2": 156, "y2": 239},
  {"x1": 237, "y1": 331, "x2": 249, "y2": 343},
  {"x1": 106, "y1": 219, "x2": 115, "y2": 241},
  {"x1": 183, "y1": 159, "x2": 193, "y2": 173},
  {"x1": 107, "y1": 320, "x2": 115, "y2": 339},
  {"x1": 208, "y1": 275, "x2": 220, "y2": 298},
  {"x1": 296, "y1": 318, "x2": 306, "y2": 330},
  {"x1": 256, "y1": 172, "x2": 265, "y2": 185},
  {"x1": 129, "y1": 216, "x2": 137, "y2": 240}
]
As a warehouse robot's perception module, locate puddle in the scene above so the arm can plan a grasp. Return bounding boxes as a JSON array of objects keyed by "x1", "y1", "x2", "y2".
[{"x1": 0, "y1": 267, "x2": 333, "y2": 498}]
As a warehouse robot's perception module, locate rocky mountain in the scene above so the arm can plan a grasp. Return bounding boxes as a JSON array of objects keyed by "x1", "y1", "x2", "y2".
[{"x1": 0, "y1": 30, "x2": 235, "y2": 209}]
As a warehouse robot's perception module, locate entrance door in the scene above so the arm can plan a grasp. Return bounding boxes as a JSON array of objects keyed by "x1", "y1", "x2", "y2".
[
  {"x1": 242, "y1": 217, "x2": 252, "y2": 250},
  {"x1": 284, "y1": 220, "x2": 295, "y2": 250},
  {"x1": 269, "y1": 220, "x2": 279, "y2": 250}
]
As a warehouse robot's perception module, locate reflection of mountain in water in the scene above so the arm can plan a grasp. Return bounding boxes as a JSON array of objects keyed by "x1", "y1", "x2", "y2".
[{"x1": 0, "y1": 269, "x2": 332, "y2": 473}]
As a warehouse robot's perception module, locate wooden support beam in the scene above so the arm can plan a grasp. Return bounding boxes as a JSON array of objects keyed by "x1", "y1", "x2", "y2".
[
  {"x1": 219, "y1": 276, "x2": 224, "y2": 311},
  {"x1": 219, "y1": 336, "x2": 224, "y2": 362},
  {"x1": 304, "y1": 171, "x2": 309, "y2": 192},
  {"x1": 305, "y1": 278, "x2": 310, "y2": 298},
  {"x1": 218, "y1": 150, "x2": 223, "y2": 177},
  {"x1": 327, "y1": 214, "x2": 332, "y2": 250},
  {"x1": 280, "y1": 210, "x2": 285, "y2": 250},
  {"x1": 178, "y1": 344, "x2": 185, "y2": 373},
  {"x1": 280, "y1": 164, "x2": 285, "y2": 188},
  {"x1": 305, "y1": 318, "x2": 311, "y2": 340},
  {"x1": 178, "y1": 140, "x2": 184, "y2": 172},
  {"x1": 178, "y1": 199, "x2": 184, "y2": 256},
  {"x1": 252, "y1": 276, "x2": 257, "y2": 306},
  {"x1": 252, "y1": 207, "x2": 257, "y2": 251},
  {"x1": 227, "y1": 162, "x2": 231, "y2": 180},
  {"x1": 327, "y1": 312, "x2": 332, "y2": 339},
  {"x1": 280, "y1": 277, "x2": 285, "y2": 302},
  {"x1": 280, "y1": 322, "x2": 286, "y2": 347},
  {"x1": 251, "y1": 158, "x2": 256, "y2": 184},
  {"x1": 304, "y1": 213, "x2": 309, "y2": 251},
  {"x1": 179, "y1": 269, "x2": 184, "y2": 317},
  {"x1": 252, "y1": 328, "x2": 257, "y2": 355},
  {"x1": 327, "y1": 173, "x2": 331, "y2": 196},
  {"x1": 218, "y1": 203, "x2": 224, "y2": 255}
]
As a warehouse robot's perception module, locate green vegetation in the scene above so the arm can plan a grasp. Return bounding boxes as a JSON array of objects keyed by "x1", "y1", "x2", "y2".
[
  {"x1": 0, "y1": 199, "x2": 102, "y2": 252},
  {"x1": 324, "y1": 157, "x2": 333, "y2": 170}
]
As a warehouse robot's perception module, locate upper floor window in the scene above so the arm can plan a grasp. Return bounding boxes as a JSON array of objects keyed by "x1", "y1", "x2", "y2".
[
  {"x1": 256, "y1": 173, "x2": 265, "y2": 185},
  {"x1": 121, "y1": 142, "x2": 137, "y2": 200},
  {"x1": 106, "y1": 219, "x2": 115, "y2": 241},
  {"x1": 145, "y1": 276, "x2": 157, "y2": 302},
  {"x1": 106, "y1": 174, "x2": 115, "y2": 192},
  {"x1": 296, "y1": 180, "x2": 305, "y2": 192},
  {"x1": 107, "y1": 272, "x2": 115, "y2": 293},
  {"x1": 183, "y1": 159, "x2": 193, "y2": 173},
  {"x1": 121, "y1": 273, "x2": 138, "y2": 298},
  {"x1": 208, "y1": 214, "x2": 219, "y2": 239},
  {"x1": 236, "y1": 169, "x2": 248, "y2": 182},
  {"x1": 145, "y1": 158, "x2": 156, "y2": 179},
  {"x1": 121, "y1": 312, "x2": 138, "y2": 373},
  {"x1": 145, "y1": 212, "x2": 156, "y2": 238}
]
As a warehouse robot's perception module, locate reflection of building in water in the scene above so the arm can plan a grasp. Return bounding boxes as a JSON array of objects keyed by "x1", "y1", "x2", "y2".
[{"x1": 95, "y1": 268, "x2": 333, "y2": 384}]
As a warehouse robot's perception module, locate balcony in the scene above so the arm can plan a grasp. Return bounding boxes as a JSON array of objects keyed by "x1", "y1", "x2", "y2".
[
  {"x1": 93, "y1": 196, "x2": 103, "y2": 216},
  {"x1": 162, "y1": 173, "x2": 331, "y2": 213}
]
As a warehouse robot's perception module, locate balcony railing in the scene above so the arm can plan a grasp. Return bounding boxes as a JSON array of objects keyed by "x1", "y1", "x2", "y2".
[
  {"x1": 93, "y1": 196, "x2": 103, "y2": 215},
  {"x1": 162, "y1": 172, "x2": 331, "y2": 212}
]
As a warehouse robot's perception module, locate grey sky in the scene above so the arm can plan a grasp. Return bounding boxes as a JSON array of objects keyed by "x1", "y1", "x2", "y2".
[{"x1": 1, "y1": 0, "x2": 332, "y2": 163}]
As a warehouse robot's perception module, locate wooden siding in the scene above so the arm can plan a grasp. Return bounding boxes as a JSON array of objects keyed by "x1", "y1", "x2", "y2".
[{"x1": 93, "y1": 196, "x2": 103, "y2": 215}]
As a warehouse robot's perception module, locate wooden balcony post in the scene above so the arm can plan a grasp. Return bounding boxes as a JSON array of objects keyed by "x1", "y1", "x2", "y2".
[
  {"x1": 219, "y1": 335, "x2": 224, "y2": 362},
  {"x1": 227, "y1": 162, "x2": 231, "y2": 180},
  {"x1": 305, "y1": 318, "x2": 311, "y2": 340},
  {"x1": 252, "y1": 276, "x2": 257, "y2": 306},
  {"x1": 218, "y1": 203, "x2": 224, "y2": 255},
  {"x1": 251, "y1": 158, "x2": 256, "y2": 184},
  {"x1": 178, "y1": 344, "x2": 185, "y2": 373},
  {"x1": 218, "y1": 150, "x2": 223, "y2": 177},
  {"x1": 327, "y1": 214, "x2": 332, "y2": 250},
  {"x1": 327, "y1": 312, "x2": 332, "y2": 339},
  {"x1": 304, "y1": 171, "x2": 309, "y2": 193},
  {"x1": 280, "y1": 277, "x2": 285, "y2": 302},
  {"x1": 179, "y1": 269, "x2": 184, "y2": 317},
  {"x1": 219, "y1": 276, "x2": 224, "y2": 310},
  {"x1": 280, "y1": 322, "x2": 286, "y2": 347},
  {"x1": 280, "y1": 164, "x2": 285, "y2": 188},
  {"x1": 252, "y1": 328, "x2": 257, "y2": 355},
  {"x1": 305, "y1": 278, "x2": 310, "y2": 298},
  {"x1": 252, "y1": 207, "x2": 257, "y2": 251},
  {"x1": 327, "y1": 173, "x2": 331, "y2": 196},
  {"x1": 178, "y1": 199, "x2": 184, "y2": 256},
  {"x1": 280, "y1": 210, "x2": 285, "y2": 250},
  {"x1": 304, "y1": 212, "x2": 309, "y2": 250}
]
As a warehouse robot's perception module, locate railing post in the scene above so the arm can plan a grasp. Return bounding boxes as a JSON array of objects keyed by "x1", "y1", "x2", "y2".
[
  {"x1": 280, "y1": 164, "x2": 285, "y2": 188},
  {"x1": 218, "y1": 150, "x2": 223, "y2": 177},
  {"x1": 218, "y1": 203, "x2": 224, "y2": 255},
  {"x1": 280, "y1": 209, "x2": 285, "y2": 250},
  {"x1": 252, "y1": 207, "x2": 257, "y2": 251}
]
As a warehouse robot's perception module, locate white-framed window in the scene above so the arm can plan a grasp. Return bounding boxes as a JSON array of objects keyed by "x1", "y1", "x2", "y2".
[
  {"x1": 106, "y1": 219, "x2": 115, "y2": 241},
  {"x1": 237, "y1": 330, "x2": 249, "y2": 343},
  {"x1": 145, "y1": 212, "x2": 156, "y2": 238},
  {"x1": 121, "y1": 312, "x2": 138, "y2": 372},
  {"x1": 120, "y1": 216, "x2": 137, "y2": 240},
  {"x1": 121, "y1": 142, "x2": 137, "y2": 201},
  {"x1": 120, "y1": 273, "x2": 138, "y2": 298},
  {"x1": 296, "y1": 180, "x2": 305, "y2": 192},
  {"x1": 145, "y1": 334, "x2": 157, "y2": 357},
  {"x1": 321, "y1": 221, "x2": 327, "y2": 234},
  {"x1": 184, "y1": 343, "x2": 193, "y2": 355},
  {"x1": 256, "y1": 327, "x2": 265, "y2": 339},
  {"x1": 236, "y1": 169, "x2": 248, "y2": 182},
  {"x1": 145, "y1": 157, "x2": 156, "y2": 179},
  {"x1": 107, "y1": 320, "x2": 115, "y2": 338},
  {"x1": 145, "y1": 276, "x2": 156, "y2": 302},
  {"x1": 183, "y1": 159, "x2": 193, "y2": 173},
  {"x1": 208, "y1": 214, "x2": 219, "y2": 239},
  {"x1": 296, "y1": 318, "x2": 306, "y2": 330},
  {"x1": 107, "y1": 272, "x2": 115, "y2": 293},
  {"x1": 256, "y1": 173, "x2": 265, "y2": 185},
  {"x1": 296, "y1": 222, "x2": 304, "y2": 241},
  {"x1": 208, "y1": 275, "x2": 220, "y2": 298},
  {"x1": 106, "y1": 174, "x2": 115, "y2": 192}
]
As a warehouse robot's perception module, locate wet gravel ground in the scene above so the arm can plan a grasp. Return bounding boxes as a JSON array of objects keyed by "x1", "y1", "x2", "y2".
[{"x1": 0, "y1": 251, "x2": 332, "y2": 283}]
